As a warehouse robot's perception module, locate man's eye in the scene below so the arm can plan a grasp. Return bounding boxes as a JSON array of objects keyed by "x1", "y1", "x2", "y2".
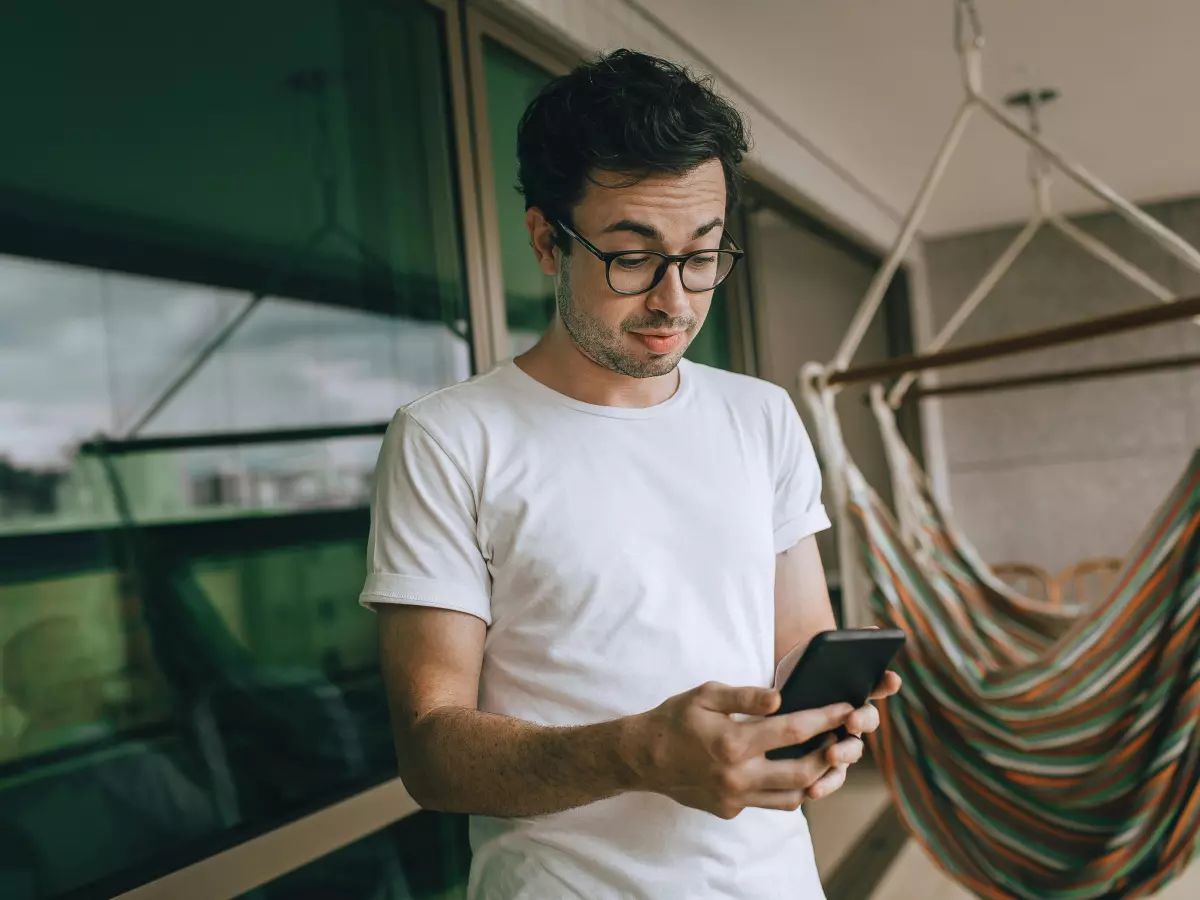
[
  {"x1": 615, "y1": 255, "x2": 653, "y2": 270},
  {"x1": 687, "y1": 255, "x2": 718, "y2": 269}
]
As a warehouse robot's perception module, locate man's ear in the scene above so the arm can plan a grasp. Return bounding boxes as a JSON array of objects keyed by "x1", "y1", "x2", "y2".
[{"x1": 525, "y1": 207, "x2": 560, "y2": 277}]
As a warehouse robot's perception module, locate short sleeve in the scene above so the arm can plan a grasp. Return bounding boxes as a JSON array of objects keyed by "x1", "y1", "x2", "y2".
[
  {"x1": 359, "y1": 410, "x2": 492, "y2": 624},
  {"x1": 771, "y1": 391, "x2": 832, "y2": 554}
]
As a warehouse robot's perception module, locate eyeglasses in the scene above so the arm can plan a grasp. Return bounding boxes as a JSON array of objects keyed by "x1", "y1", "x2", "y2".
[{"x1": 554, "y1": 221, "x2": 744, "y2": 296}]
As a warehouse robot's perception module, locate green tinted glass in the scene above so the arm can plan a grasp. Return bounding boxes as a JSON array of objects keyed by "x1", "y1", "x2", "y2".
[
  {"x1": 0, "y1": 1, "x2": 470, "y2": 896},
  {"x1": 685, "y1": 285, "x2": 734, "y2": 370},
  {"x1": 244, "y1": 811, "x2": 470, "y2": 899},
  {"x1": 482, "y1": 39, "x2": 556, "y2": 355}
]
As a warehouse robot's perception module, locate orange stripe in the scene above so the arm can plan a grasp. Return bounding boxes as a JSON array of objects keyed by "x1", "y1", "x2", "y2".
[
  {"x1": 855, "y1": 458, "x2": 1200, "y2": 897},
  {"x1": 901, "y1": 712, "x2": 1067, "y2": 836}
]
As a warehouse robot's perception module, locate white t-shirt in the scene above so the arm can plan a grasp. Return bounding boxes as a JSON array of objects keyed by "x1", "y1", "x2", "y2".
[{"x1": 361, "y1": 358, "x2": 832, "y2": 900}]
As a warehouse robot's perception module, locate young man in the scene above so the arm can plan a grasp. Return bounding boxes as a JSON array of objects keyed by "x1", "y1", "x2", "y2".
[{"x1": 366, "y1": 50, "x2": 900, "y2": 899}]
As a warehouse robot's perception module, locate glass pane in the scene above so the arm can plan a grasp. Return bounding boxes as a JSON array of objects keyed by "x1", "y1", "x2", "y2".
[
  {"x1": 0, "y1": 0, "x2": 469, "y2": 896},
  {"x1": 0, "y1": 511, "x2": 409, "y2": 898},
  {"x1": 244, "y1": 811, "x2": 470, "y2": 899},
  {"x1": 685, "y1": 284, "x2": 734, "y2": 371},
  {"x1": 2, "y1": 0, "x2": 466, "y2": 325},
  {"x1": 0, "y1": 255, "x2": 470, "y2": 533},
  {"x1": 482, "y1": 39, "x2": 556, "y2": 356}
]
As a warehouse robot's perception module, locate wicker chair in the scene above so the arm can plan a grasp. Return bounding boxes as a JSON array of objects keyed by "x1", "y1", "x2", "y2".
[
  {"x1": 1055, "y1": 557, "x2": 1123, "y2": 608},
  {"x1": 992, "y1": 562, "x2": 1058, "y2": 605}
]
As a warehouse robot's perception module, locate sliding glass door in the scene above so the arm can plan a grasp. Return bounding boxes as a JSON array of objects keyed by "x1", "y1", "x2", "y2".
[
  {"x1": 0, "y1": 1, "x2": 472, "y2": 897},
  {"x1": 479, "y1": 38, "x2": 557, "y2": 355}
]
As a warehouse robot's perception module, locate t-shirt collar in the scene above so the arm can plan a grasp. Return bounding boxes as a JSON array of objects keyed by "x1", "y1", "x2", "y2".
[{"x1": 503, "y1": 358, "x2": 693, "y2": 419}]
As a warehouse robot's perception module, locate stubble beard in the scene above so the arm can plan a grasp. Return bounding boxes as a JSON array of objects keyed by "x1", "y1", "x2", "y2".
[{"x1": 555, "y1": 254, "x2": 693, "y2": 379}]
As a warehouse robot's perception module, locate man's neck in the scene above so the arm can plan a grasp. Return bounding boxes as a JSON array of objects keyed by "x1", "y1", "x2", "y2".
[{"x1": 515, "y1": 330, "x2": 680, "y2": 409}]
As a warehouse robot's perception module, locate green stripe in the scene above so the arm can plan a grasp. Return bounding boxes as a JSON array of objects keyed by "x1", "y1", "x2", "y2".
[{"x1": 838, "y1": 441, "x2": 1200, "y2": 899}]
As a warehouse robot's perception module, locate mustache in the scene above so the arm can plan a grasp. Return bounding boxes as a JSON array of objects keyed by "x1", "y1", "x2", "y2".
[{"x1": 620, "y1": 312, "x2": 696, "y2": 332}]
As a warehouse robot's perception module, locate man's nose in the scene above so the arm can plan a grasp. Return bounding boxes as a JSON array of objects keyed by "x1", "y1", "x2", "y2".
[{"x1": 645, "y1": 262, "x2": 691, "y2": 319}]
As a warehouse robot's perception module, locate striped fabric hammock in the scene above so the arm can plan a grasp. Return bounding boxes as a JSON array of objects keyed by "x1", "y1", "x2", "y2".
[{"x1": 840, "y1": 398, "x2": 1200, "y2": 899}]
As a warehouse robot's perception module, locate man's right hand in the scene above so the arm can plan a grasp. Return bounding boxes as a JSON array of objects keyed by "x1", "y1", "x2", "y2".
[{"x1": 625, "y1": 682, "x2": 863, "y2": 819}]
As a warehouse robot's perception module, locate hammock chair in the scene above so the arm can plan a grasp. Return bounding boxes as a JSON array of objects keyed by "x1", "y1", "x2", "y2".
[
  {"x1": 819, "y1": 385, "x2": 1200, "y2": 900},
  {"x1": 801, "y1": 3, "x2": 1200, "y2": 897}
]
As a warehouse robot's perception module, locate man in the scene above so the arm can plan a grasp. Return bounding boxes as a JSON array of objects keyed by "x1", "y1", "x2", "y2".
[{"x1": 365, "y1": 49, "x2": 900, "y2": 899}]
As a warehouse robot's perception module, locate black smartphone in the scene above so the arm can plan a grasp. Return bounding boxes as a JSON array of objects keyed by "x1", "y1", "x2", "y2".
[{"x1": 765, "y1": 628, "x2": 906, "y2": 761}]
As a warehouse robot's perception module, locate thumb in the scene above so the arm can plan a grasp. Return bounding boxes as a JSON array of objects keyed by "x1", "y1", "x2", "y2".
[{"x1": 696, "y1": 683, "x2": 781, "y2": 716}]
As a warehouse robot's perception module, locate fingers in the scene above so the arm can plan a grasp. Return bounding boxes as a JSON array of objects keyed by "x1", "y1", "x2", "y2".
[
  {"x1": 746, "y1": 747, "x2": 832, "y2": 790},
  {"x1": 697, "y1": 682, "x2": 781, "y2": 716},
  {"x1": 711, "y1": 735, "x2": 863, "y2": 818},
  {"x1": 734, "y1": 748, "x2": 859, "y2": 806},
  {"x1": 709, "y1": 752, "x2": 829, "y2": 818},
  {"x1": 825, "y1": 735, "x2": 865, "y2": 767},
  {"x1": 845, "y1": 702, "x2": 880, "y2": 737},
  {"x1": 747, "y1": 702, "x2": 854, "y2": 756},
  {"x1": 805, "y1": 764, "x2": 849, "y2": 801},
  {"x1": 869, "y1": 670, "x2": 903, "y2": 700}
]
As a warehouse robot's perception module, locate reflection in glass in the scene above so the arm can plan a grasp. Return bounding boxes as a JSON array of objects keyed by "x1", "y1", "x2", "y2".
[
  {"x1": 245, "y1": 811, "x2": 470, "y2": 899},
  {"x1": 684, "y1": 284, "x2": 735, "y2": 371},
  {"x1": 0, "y1": 503, "x2": 407, "y2": 896},
  {"x1": 0, "y1": 0, "x2": 468, "y2": 895},
  {"x1": 0, "y1": 256, "x2": 470, "y2": 534},
  {"x1": 481, "y1": 39, "x2": 556, "y2": 356}
]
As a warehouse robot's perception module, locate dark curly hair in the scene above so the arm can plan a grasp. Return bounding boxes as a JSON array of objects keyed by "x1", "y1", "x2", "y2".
[{"x1": 516, "y1": 49, "x2": 749, "y2": 248}]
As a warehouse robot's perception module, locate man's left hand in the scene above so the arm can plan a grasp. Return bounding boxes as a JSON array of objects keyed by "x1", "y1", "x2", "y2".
[{"x1": 803, "y1": 670, "x2": 903, "y2": 801}]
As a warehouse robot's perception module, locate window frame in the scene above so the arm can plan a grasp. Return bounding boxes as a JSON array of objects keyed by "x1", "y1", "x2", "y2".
[{"x1": 462, "y1": 5, "x2": 571, "y2": 366}]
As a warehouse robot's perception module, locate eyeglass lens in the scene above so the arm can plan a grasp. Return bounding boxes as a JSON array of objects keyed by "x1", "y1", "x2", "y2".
[{"x1": 607, "y1": 251, "x2": 737, "y2": 294}]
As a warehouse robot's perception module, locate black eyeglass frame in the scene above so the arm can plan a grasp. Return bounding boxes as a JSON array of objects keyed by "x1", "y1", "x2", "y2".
[{"x1": 554, "y1": 220, "x2": 745, "y2": 296}]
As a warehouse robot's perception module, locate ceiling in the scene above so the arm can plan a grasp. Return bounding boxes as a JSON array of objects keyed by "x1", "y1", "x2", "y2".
[{"x1": 636, "y1": 0, "x2": 1200, "y2": 238}]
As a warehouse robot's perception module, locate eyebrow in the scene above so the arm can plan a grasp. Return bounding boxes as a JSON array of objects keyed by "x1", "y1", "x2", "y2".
[{"x1": 600, "y1": 217, "x2": 725, "y2": 242}]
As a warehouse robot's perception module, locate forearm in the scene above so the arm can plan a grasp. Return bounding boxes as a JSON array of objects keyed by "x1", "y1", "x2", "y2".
[{"x1": 400, "y1": 706, "x2": 647, "y2": 818}]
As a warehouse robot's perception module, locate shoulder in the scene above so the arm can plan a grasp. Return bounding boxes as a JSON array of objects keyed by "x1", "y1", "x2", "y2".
[
  {"x1": 378, "y1": 363, "x2": 524, "y2": 478},
  {"x1": 393, "y1": 362, "x2": 518, "y2": 439},
  {"x1": 684, "y1": 360, "x2": 798, "y2": 421},
  {"x1": 684, "y1": 362, "x2": 817, "y2": 469}
]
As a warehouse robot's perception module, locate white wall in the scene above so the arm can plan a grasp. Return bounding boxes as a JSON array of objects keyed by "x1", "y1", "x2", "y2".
[
  {"x1": 750, "y1": 208, "x2": 895, "y2": 576},
  {"x1": 491, "y1": 0, "x2": 903, "y2": 253},
  {"x1": 924, "y1": 197, "x2": 1200, "y2": 575}
]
